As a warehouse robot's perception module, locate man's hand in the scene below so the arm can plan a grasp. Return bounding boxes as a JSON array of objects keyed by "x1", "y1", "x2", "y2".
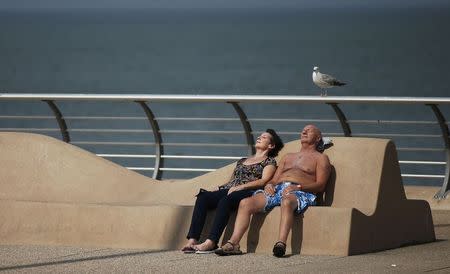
[
  {"x1": 264, "y1": 184, "x2": 276, "y2": 196},
  {"x1": 282, "y1": 184, "x2": 301, "y2": 197}
]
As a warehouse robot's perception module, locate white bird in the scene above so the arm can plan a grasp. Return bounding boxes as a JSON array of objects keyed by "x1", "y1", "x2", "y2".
[{"x1": 312, "y1": 66, "x2": 346, "y2": 96}]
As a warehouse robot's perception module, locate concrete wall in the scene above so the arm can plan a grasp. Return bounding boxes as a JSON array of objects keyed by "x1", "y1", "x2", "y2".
[{"x1": 0, "y1": 132, "x2": 436, "y2": 255}]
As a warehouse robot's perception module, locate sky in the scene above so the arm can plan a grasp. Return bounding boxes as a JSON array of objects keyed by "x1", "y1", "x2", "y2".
[{"x1": 1, "y1": 0, "x2": 450, "y2": 10}]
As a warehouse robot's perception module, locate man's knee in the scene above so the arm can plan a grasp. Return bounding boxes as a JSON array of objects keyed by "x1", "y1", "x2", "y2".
[
  {"x1": 281, "y1": 196, "x2": 297, "y2": 210},
  {"x1": 239, "y1": 198, "x2": 254, "y2": 212}
]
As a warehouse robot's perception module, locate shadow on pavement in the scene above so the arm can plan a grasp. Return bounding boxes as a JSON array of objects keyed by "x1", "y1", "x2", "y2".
[{"x1": 0, "y1": 249, "x2": 161, "y2": 271}]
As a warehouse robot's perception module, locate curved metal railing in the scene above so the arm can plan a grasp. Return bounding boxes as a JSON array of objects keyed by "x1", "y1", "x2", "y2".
[{"x1": 0, "y1": 93, "x2": 449, "y2": 199}]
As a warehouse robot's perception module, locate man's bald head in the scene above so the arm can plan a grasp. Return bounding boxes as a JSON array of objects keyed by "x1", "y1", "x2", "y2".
[{"x1": 300, "y1": 124, "x2": 322, "y2": 147}]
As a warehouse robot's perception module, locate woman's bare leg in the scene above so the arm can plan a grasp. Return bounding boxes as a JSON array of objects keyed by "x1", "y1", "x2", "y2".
[{"x1": 228, "y1": 194, "x2": 266, "y2": 245}]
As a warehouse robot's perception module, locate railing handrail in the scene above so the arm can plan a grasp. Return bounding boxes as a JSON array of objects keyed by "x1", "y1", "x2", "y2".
[
  {"x1": 2, "y1": 93, "x2": 450, "y2": 104},
  {"x1": 1, "y1": 93, "x2": 449, "y2": 199}
]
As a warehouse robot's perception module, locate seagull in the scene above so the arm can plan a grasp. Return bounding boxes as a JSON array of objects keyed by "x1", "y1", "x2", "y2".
[{"x1": 312, "y1": 66, "x2": 346, "y2": 96}]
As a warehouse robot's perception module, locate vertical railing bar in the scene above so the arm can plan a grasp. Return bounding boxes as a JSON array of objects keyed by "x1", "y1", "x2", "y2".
[
  {"x1": 229, "y1": 102, "x2": 255, "y2": 156},
  {"x1": 428, "y1": 104, "x2": 450, "y2": 199},
  {"x1": 137, "y1": 101, "x2": 164, "y2": 180},
  {"x1": 327, "y1": 103, "x2": 352, "y2": 137},
  {"x1": 43, "y1": 100, "x2": 71, "y2": 143}
]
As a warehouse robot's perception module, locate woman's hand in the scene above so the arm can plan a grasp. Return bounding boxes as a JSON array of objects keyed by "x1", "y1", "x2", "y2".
[
  {"x1": 264, "y1": 184, "x2": 276, "y2": 196},
  {"x1": 227, "y1": 185, "x2": 243, "y2": 195}
]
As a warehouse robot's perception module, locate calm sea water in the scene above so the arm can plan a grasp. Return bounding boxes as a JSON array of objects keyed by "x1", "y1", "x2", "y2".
[
  {"x1": 1, "y1": 7, "x2": 450, "y2": 95},
  {"x1": 1, "y1": 7, "x2": 450, "y2": 182}
]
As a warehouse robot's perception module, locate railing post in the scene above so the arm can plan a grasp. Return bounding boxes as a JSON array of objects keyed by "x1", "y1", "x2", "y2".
[
  {"x1": 43, "y1": 100, "x2": 70, "y2": 143},
  {"x1": 327, "y1": 103, "x2": 352, "y2": 137},
  {"x1": 137, "y1": 101, "x2": 164, "y2": 180},
  {"x1": 229, "y1": 102, "x2": 255, "y2": 156},
  {"x1": 428, "y1": 104, "x2": 450, "y2": 199}
]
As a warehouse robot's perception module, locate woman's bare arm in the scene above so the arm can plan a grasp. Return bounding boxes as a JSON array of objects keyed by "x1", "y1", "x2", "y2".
[{"x1": 227, "y1": 164, "x2": 276, "y2": 194}]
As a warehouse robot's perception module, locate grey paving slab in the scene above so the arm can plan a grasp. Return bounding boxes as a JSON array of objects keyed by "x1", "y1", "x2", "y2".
[{"x1": 1, "y1": 210, "x2": 449, "y2": 274}]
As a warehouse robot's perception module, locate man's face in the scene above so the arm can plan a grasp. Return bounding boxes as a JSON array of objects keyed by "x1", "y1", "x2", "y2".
[{"x1": 300, "y1": 125, "x2": 321, "y2": 145}]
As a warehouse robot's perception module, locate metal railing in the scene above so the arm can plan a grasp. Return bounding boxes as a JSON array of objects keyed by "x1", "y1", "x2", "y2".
[{"x1": 0, "y1": 93, "x2": 449, "y2": 199}]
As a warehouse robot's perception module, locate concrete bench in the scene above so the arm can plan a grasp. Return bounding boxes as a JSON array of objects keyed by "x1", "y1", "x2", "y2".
[{"x1": 0, "y1": 133, "x2": 435, "y2": 255}]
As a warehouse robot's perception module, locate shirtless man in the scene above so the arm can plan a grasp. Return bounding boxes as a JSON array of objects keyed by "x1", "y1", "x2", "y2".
[{"x1": 215, "y1": 125, "x2": 331, "y2": 257}]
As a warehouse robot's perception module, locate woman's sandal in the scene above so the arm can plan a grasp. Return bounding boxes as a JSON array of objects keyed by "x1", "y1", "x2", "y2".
[
  {"x1": 272, "y1": 241, "x2": 286, "y2": 257},
  {"x1": 214, "y1": 241, "x2": 243, "y2": 256},
  {"x1": 195, "y1": 244, "x2": 219, "y2": 254}
]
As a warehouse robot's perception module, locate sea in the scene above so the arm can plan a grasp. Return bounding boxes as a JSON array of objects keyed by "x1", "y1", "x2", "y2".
[{"x1": 1, "y1": 6, "x2": 450, "y2": 183}]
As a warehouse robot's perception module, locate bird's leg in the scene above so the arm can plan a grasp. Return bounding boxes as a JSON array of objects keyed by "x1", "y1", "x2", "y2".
[
  {"x1": 320, "y1": 90, "x2": 325, "y2": 97},
  {"x1": 324, "y1": 90, "x2": 327, "y2": 96}
]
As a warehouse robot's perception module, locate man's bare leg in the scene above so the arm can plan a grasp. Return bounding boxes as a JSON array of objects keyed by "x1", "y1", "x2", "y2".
[
  {"x1": 272, "y1": 195, "x2": 297, "y2": 257},
  {"x1": 277, "y1": 195, "x2": 298, "y2": 244},
  {"x1": 227, "y1": 194, "x2": 266, "y2": 245}
]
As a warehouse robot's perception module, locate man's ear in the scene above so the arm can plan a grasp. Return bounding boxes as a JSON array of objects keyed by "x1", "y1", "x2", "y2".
[{"x1": 316, "y1": 136, "x2": 322, "y2": 144}]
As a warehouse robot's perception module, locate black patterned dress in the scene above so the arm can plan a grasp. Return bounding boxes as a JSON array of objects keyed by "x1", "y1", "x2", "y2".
[{"x1": 220, "y1": 157, "x2": 277, "y2": 189}]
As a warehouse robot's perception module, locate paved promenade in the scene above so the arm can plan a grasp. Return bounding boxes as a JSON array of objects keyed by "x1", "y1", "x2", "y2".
[{"x1": 0, "y1": 210, "x2": 449, "y2": 273}]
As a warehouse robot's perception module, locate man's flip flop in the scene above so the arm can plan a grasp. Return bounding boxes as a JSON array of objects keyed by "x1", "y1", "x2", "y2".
[{"x1": 272, "y1": 241, "x2": 286, "y2": 257}]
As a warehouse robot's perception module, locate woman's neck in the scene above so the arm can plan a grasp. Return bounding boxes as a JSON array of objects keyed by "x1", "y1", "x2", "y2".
[{"x1": 253, "y1": 149, "x2": 269, "y2": 159}]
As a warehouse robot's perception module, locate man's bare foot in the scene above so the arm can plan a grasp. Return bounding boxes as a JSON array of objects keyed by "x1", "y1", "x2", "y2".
[{"x1": 194, "y1": 239, "x2": 217, "y2": 251}]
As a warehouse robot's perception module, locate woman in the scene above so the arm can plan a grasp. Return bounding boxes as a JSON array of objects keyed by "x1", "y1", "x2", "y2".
[{"x1": 181, "y1": 129, "x2": 284, "y2": 254}]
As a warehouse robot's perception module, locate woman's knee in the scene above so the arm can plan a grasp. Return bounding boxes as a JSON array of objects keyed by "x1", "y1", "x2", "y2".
[
  {"x1": 226, "y1": 192, "x2": 243, "y2": 204},
  {"x1": 217, "y1": 196, "x2": 233, "y2": 209},
  {"x1": 195, "y1": 193, "x2": 208, "y2": 204},
  {"x1": 195, "y1": 191, "x2": 216, "y2": 207}
]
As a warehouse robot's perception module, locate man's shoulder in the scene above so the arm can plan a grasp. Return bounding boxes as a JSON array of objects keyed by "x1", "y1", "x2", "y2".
[{"x1": 316, "y1": 152, "x2": 330, "y2": 163}]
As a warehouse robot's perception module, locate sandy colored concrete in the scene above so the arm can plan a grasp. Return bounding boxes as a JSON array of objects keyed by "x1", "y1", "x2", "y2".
[
  {"x1": 0, "y1": 132, "x2": 437, "y2": 256},
  {"x1": 405, "y1": 185, "x2": 450, "y2": 210}
]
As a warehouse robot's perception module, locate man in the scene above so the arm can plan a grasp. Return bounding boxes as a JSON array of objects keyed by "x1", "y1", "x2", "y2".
[{"x1": 215, "y1": 124, "x2": 331, "y2": 257}]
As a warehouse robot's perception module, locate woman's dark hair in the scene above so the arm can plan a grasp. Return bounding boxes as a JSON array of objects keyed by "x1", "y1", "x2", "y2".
[{"x1": 265, "y1": 128, "x2": 284, "y2": 157}]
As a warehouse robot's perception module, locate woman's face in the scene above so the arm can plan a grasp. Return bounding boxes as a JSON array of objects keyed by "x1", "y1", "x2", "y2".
[{"x1": 255, "y1": 132, "x2": 274, "y2": 151}]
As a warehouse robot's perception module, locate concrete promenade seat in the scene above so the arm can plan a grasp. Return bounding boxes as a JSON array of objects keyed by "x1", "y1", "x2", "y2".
[{"x1": 0, "y1": 133, "x2": 435, "y2": 255}]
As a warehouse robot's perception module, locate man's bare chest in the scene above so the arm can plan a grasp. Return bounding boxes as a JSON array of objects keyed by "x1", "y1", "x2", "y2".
[{"x1": 284, "y1": 153, "x2": 317, "y2": 175}]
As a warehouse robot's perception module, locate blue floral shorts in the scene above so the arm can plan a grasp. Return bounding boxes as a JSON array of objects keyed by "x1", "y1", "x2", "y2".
[{"x1": 254, "y1": 182, "x2": 317, "y2": 214}]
